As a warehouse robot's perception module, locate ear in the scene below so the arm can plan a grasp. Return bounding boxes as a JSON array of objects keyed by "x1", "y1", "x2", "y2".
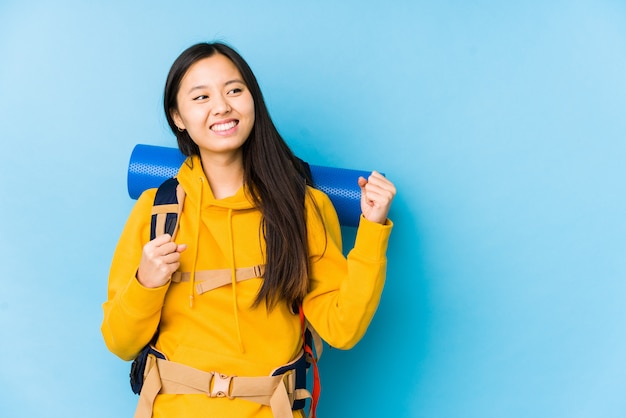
[{"x1": 170, "y1": 109, "x2": 185, "y2": 131}]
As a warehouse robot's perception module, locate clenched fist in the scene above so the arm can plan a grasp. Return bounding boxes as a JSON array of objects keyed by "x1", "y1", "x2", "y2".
[
  {"x1": 358, "y1": 171, "x2": 397, "y2": 224},
  {"x1": 137, "y1": 234, "x2": 187, "y2": 288}
]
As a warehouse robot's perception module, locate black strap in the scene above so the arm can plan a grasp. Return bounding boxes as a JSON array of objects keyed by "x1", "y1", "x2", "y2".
[
  {"x1": 131, "y1": 178, "x2": 180, "y2": 394},
  {"x1": 150, "y1": 177, "x2": 180, "y2": 240}
]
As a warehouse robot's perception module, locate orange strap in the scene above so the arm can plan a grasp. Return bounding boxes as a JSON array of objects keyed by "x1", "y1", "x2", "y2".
[{"x1": 299, "y1": 307, "x2": 321, "y2": 418}]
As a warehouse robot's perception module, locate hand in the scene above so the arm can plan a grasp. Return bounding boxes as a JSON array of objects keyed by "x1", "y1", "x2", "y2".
[
  {"x1": 358, "y1": 171, "x2": 396, "y2": 224},
  {"x1": 137, "y1": 234, "x2": 187, "y2": 288}
]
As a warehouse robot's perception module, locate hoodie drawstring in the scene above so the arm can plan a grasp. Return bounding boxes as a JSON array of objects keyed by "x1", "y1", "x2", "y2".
[
  {"x1": 187, "y1": 176, "x2": 244, "y2": 352},
  {"x1": 227, "y1": 208, "x2": 245, "y2": 353},
  {"x1": 188, "y1": 177, "x2": 204, "y2": 308}
]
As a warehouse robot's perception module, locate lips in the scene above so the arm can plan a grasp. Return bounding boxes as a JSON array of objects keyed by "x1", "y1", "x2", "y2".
[{"x1": 211, "y1": 120, "x2": 239, "y2": 132}]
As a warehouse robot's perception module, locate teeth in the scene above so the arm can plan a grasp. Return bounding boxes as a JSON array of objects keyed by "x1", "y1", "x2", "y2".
[{"x1": 212, "y1": 121, "x2": 237, "y2": 132}]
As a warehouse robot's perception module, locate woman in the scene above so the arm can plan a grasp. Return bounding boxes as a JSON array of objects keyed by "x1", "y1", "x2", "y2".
[{"x1": 102, "y1": 42, "x2": 396, "y2": 418}]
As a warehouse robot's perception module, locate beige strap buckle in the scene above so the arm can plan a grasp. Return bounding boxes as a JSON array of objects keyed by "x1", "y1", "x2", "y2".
[
  {"x1": 209, "y1": 372, "x2": 234, "y2": 399},
  {"x1": 253, "y1": 264, "x2": 263, "y2": 278}
]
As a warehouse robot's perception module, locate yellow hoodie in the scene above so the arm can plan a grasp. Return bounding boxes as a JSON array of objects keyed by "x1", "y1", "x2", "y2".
[{"x1": 101, "y1": 155, "x2": 393, "y2": 417}]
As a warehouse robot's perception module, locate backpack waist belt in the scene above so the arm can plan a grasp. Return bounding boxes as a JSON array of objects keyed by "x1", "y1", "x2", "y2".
[{"x1": 134, "y1": 350, "x2": 310, "y2": 418}]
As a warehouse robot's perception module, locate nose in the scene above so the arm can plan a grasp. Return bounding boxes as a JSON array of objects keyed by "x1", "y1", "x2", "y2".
[{"x1": 212, "y1": 94, "x2": 231, "y2": 115}]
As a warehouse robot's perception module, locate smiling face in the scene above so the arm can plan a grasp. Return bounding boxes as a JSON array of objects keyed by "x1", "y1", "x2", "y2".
[{"x1": 171, "y1": 53, "x2": 255, "y2": 163}]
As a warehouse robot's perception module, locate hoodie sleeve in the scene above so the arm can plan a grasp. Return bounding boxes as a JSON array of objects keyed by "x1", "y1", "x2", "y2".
[
  {"x1": 302, "y1": 188, "x2": 393, "y2": 350},
  {"x1": 101, "y1": 189, "x2": 171, "y2": 361}
]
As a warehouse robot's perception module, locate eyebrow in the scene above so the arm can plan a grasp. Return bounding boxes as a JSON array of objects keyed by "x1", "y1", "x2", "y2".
[{"x1": 186, "y1": 79, "x2": 245, "y2": 95}]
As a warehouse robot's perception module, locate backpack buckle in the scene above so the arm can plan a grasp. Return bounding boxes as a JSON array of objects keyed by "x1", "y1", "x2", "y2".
[
  {"x1": 210, "y1": 372, "x2": 234, "y2": 399},
  {"x1": 253, "y1": 264, "x2": 263, "y2": 278}
]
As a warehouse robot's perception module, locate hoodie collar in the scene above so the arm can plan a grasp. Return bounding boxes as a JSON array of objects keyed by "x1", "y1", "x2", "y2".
[{"x1": 176, "y1": 155, "x2": 255, "y2": 211}]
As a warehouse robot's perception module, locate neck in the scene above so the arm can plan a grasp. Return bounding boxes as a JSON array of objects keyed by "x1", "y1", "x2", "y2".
[{"x1": 199, "y1": 151, "x2": 244, "y2": 199}]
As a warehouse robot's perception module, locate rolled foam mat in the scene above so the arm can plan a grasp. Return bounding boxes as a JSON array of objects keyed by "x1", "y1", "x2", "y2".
[{"x1": 128, "y1": 144, "x2": 370, "y2": 227}]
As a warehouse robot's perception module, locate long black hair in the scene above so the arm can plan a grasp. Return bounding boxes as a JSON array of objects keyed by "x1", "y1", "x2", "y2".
[{"x1": 163, "y1": 42, "x2": 316, "y2": 310}]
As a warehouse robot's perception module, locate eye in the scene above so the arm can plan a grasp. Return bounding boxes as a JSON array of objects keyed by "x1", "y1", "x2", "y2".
[
  {"x1": 193, "y1": 95, "x2": 209, "y2": 101},
  {"x1": 228, "y1": 87, "x2": 243, "y2": 95}
]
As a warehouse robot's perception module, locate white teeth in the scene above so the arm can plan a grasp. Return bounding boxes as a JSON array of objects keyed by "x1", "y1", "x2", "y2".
[{"x1": 212, "y1": 121, "x2": 237, "y2": 132}]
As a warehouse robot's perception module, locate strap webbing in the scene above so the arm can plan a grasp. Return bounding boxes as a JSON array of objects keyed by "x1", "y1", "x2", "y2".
[
  {"x1": 150, "y1": 178, "x2": 185, "y2": 240},
  {"x1": 134, "y1": 355, "x2": 163, "y2": 418},
  {"x1": 171, "y1": 265, "x2": 265, "y2": 294}
]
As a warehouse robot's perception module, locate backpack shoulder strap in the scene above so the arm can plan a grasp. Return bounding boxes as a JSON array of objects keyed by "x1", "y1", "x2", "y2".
[
  {"x1": 131, "y1": 178, "x2": 184, "y2": 394},
  {"x1": 150, "y1": 177, "x2": 185, "y2": 240}
]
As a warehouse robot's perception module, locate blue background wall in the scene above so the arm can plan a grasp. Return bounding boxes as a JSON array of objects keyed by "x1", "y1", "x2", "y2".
[{"x1": 1, "y1": 1, "x2": 625, "y2": 417}]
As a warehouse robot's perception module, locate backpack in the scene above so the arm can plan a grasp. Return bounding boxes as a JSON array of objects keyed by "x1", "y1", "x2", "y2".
[{"x1": 130, "y1": 176, "x2": 321, "y2": 415}]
